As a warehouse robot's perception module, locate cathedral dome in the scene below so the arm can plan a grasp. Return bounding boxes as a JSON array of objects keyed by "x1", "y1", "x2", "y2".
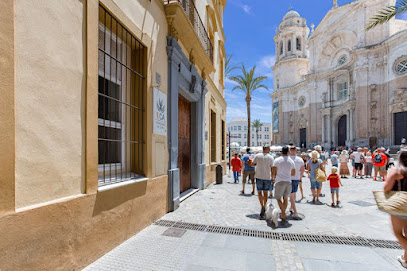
[{"x1": 283, "y1": 10, "x2": 301, "y2": 20}]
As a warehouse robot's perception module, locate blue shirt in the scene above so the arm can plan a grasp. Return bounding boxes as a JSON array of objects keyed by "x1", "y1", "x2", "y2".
[
  {"x1": 242, "y1": 153, "x2": 255, "y2": 170},
  {"x1": 331, "y1": 154, "x2": 338, "y2": 165}
]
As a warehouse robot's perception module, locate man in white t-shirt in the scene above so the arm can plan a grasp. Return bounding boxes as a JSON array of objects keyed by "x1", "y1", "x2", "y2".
[
  {"x1": 253, "y1": 146, "x2": 274, "y2": 219},
  {"x1": 289, "y1": 146, "x2": 304, "y2": 219},
  {"x1": 353, "y1": 147, "x2": 365, "y2": 179},
  {"x1": 272, "y1": 146, "x2": 295, "y2": 222}
]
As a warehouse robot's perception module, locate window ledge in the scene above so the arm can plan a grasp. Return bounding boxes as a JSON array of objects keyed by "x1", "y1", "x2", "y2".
[{"x1": 98, "y1": 177, "x2": 149, "y2": 192}]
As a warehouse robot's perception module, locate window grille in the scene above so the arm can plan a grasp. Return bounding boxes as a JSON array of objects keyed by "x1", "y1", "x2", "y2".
[
  {"x1": 288, "y1": 40, "x2": 291, "y2": 52},
  {"x1": 221, "y1": 121, "x2": 225, "y2": 160},
  {"x1": 396, "y1": 59, "x2": 407, "y2": 75},
  {"x1": 211, "y1": 111, "x2": 216, "y2": 162},
  {"x1": 98, "y1": 5, "x2": 146, "y2": 186},
  {"x1": 338, "y1": 55, "x2": 347, "y2": 66},
  {"x1": 280, "y1": 42, "x2": 283, "y2": 55},
  {"x1": 338, "y1": 82, "x2": 348, "y2": 100},
  {"x1": 296, "y1": 38, "x2": 301, "y2": 51}
]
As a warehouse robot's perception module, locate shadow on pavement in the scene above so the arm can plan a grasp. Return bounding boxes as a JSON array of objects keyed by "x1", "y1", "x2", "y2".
[
  {"x1": 246, "y1": 214, "x2": 261, "y2": 220},
  {"x1": 267, "y1": 219, "x2": 293, "y2": 229}
]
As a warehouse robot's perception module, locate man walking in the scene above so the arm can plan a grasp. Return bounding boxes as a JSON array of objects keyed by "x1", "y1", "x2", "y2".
[
  {"x1": 373, "y1": 148, "x2": 388, "y2": 181},
  {"x1": 242, "y1": 148, "x2": 256, "y2": 195},
  {"x1": 353, "y1": 147, "x2": 365, "y2": 179},
  {"x1": 331, "y1": 151, "x2": 339, "y2": 168},
  {"x1": 289, "y1": 146, "x2": 304, "y2": 219},
  {"x1": 272, "y1": 146, "x2": 295, "y2": 221},
  {"x1": 253, "y1": 146, "x2": 274, "y2": 219}
]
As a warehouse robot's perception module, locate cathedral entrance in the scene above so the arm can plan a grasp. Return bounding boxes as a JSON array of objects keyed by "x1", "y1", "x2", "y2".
[
  {"x1": 338, "y1": 115, "x2": 347, "y2": 147},
  {"x1": 394, "y1": 111, "x2": 407, "y2": 145},
  {"x1": 300, "y1": 128, "x2": 306, "y2": 149}
]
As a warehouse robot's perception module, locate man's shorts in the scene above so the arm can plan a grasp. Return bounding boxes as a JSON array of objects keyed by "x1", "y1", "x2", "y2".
[
  {"x1": 274, "y1": 181, "x2": 292, "y2": 199},
  {"x1": 331, "y1": 187, "x2": 339, "y2": 194},
  {"x1": 243, "y1": 170, "x2": 255, "y2": 183},
  {"x1": 355, "y1": 163, "x2": 363, "y2": 170},
  {"x1": 256, "y1": 179, "x2": 271, "y2": 191},
  {"x1": 374, "y1": 166, "x2": 386, "y2": 173},
  {"x1": 310, "y1": 180, "x2": 321, "y2": 190},
  {"x1": 291, "y1": 180, "x2": 300, "y2": 193}
]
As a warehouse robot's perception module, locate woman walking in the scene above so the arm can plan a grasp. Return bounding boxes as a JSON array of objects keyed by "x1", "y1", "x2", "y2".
[
  {"x1": 365, "y1": 151, "x2": 373, "y2": 178},
  {"x1": 339, "y1": 150, "x2": 350, "y2": 178},
  {"x1": 383, "y1": 149, "x2": 407, "y2": 268},
  {"x1": 307, "y1": 151, "x2": 325, "y2": 204}
]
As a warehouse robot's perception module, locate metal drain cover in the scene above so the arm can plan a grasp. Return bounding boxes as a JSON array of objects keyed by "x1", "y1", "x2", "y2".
[
  {"x1": 162, "y1": 227, "x2": 186, "y2": 238},
  {"x1": 348, "y1": 201, "x2": 376, "y2": 207}
]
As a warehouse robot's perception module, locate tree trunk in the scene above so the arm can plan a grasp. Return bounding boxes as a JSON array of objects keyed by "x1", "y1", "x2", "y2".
[{"x1": 246, "y1": 95, "x2": 251, "y2": 147}]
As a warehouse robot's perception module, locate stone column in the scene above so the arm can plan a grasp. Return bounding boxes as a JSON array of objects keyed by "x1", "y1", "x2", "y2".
[{"x1": 322, "y1": 114, "x2": 326, "y2": 144}]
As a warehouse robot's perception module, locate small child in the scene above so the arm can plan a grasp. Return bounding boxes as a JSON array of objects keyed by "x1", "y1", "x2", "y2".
[{"x1": 327, "y1": 167, "x2": 343, "y2": 207}]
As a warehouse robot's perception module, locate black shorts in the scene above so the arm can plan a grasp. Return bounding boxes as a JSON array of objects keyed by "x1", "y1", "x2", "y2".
[{"x1": 355, "y1": 163, "x2": 363, "y2": 170}]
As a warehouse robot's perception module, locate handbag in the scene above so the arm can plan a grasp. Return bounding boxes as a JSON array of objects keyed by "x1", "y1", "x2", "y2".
[
  {"x1": 373, "y1": 180, "x2": 407, "y2": 216},
  {"x1": 316, "y1": 160, "x2": 327, "y2": 182},
  {"x1": 316, "y1": 168, "x2": 327, "y2": 182}
]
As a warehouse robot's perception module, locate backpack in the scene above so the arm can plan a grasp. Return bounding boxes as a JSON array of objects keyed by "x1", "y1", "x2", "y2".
[{"x1": 374, "y1": 153, "x2": 383, "y2": 164}]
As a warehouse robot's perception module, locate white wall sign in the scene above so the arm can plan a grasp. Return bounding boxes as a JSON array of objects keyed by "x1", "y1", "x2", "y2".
[{"x1": 153, "y1": 88, "x2": 167, "y2": 136}]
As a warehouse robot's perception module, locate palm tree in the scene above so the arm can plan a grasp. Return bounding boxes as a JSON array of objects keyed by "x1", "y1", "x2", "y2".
[
  {"x1": 225, "y1": 54, "x2": 238, "y2": 78},
  {"x1": 366, "y1": 0, "x2": 407, "y2": 30},
  {"x1": 229, "y1": 65, "x2": 268, "y2": 147},
  {"x1": 252, "y1": 119, "x2": 263, "y2": 146}
]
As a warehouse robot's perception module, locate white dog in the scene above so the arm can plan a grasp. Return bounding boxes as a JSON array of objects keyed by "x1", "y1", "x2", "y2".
[{"x1": 265, "y1": 202, "x2": 279, "y2": 227}]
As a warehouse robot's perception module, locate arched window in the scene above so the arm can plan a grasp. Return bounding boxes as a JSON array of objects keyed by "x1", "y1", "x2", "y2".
[
  {"x1": 296, "y1": 38, "x2": 301, "y2": 51},
  {"x1": 276, "y1": 79, "x2": 280, "y2": 89},
  {"x1": 288, "y1": 40, "x2": 291, "y2": 52},
  {"x1": 280, "y1": 41, "x2": 283, "y2": 55}
]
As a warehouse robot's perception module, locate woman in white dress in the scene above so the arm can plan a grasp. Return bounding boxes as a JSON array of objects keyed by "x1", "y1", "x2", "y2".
[{"x1": 339, "y1": 150, "x2": 350, "y2": 178}]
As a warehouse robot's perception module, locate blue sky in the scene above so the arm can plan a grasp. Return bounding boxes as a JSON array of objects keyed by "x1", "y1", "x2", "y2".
[{"x1": 223, "y1": 0, "x2": 407, "y2": 124}]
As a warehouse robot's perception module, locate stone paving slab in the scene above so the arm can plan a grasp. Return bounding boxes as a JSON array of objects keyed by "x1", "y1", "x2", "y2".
[
  {"x1": 85, "y1": 224, "x2": 404, "y2": 271},
  {"x1": 162, "y1": 163, "x2": 394, "y2": 240},
  {"x1": 85, "y1": 163, "x2": 405, "y2": 271}
]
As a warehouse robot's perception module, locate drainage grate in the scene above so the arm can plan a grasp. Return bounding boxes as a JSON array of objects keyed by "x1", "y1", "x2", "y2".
[{"x1": 154, "y1": 220, "x2": 402, "y2": 250}]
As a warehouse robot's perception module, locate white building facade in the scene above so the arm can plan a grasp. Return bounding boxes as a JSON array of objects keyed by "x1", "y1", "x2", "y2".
[
  {"x1": 271, "y1": 0, "x2": 407, "y2": 150},
  {"x1": 227, "y1": 118, "x2": 272, "y2": 147}
]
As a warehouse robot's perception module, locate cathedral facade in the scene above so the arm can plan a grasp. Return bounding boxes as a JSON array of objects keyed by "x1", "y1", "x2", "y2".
[{"x1": 270, "y1": 0, "x2": 407, "y2": 150}]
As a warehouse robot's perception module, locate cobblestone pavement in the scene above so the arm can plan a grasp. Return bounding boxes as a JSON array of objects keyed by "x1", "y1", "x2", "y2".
[{"x1": 85, "y1": 163, "x2": 406, "y2": 271}]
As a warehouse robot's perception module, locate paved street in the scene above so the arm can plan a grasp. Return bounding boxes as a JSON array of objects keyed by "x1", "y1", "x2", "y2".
[{"x1": 85, "y1": 163, "x2": 405, "y2": 271}]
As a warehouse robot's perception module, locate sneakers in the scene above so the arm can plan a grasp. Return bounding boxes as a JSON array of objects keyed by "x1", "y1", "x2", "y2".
[{"x1": 398, "y1": 256, "x2": 407, "y2": 268}]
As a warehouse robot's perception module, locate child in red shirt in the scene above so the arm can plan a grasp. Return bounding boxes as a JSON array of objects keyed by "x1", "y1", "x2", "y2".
[
  {"x1": 231, "y1": 153, "x2": 242, "y2": 183},
  {"x1": 327, "y1": 167, "x2": 343, "y2": 207}
]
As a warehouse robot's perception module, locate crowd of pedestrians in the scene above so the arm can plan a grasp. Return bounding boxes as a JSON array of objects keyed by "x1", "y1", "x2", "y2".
[
  {"x1": 229, "y1": 143, "x2": 404, "y2": 227},
  {"x1": 229, "y1": 142, "x2": 407, "y2": 268}
]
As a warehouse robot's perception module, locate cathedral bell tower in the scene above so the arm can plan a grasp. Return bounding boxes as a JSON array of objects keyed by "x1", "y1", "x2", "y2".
[{"x1": 272, "y1": 10, "x2": 310, "y2": 91}]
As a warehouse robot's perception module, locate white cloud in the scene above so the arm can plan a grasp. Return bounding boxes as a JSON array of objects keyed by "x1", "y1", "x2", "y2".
[
  {"x1": 226, "y1": 106, "x2": 246, "y2": 119},
  {"x1": 256, "y1": 55, "x2": 275, "y2": 75},
  {"x1": 241, "y1": 5, "x2": 252, "y2": 14}
]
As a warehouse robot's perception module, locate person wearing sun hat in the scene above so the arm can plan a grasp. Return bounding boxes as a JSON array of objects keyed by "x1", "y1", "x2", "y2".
[
  {"x1": 307, "y1": 150, "x2": 325, "y2": 203},
  {"x1": 339, "y1": 150, "x2": 350, "y2": 178}
]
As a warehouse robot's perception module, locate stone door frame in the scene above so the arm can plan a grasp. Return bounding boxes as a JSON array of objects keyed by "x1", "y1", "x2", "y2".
[{"x1": 167, "y1": 36, "x2": 207, "y2": 211}]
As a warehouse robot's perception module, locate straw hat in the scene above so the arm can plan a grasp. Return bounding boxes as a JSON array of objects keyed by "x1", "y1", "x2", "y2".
[
  {"x1": 331, "y1": 167, "x2": 338, "y2": 173},
  {"x1": 341, "y1": 150, "x2": 348, "y2": 155},
  {"x1": 311, "y1": 150, "x2": 320, "y2": 159}
]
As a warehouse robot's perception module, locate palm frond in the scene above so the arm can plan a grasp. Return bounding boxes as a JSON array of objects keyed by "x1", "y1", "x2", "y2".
[{"x1": 366, "y1": 0, "x2": 407, "y2": 30}]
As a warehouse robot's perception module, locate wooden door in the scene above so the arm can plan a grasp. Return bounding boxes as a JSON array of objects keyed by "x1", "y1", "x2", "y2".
[
  {"x1": 178, "y1": 95, "x2": 191, "y2": 193},
  {"x1": 338, "y1": 115, "x2": 347, "y2": 147},
  {"x1": 300, "y1": 128, "x2": 307, "y2": 148},
  {"x1": 394, "y1": 112, "x2": 407, "y2": 145}
]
